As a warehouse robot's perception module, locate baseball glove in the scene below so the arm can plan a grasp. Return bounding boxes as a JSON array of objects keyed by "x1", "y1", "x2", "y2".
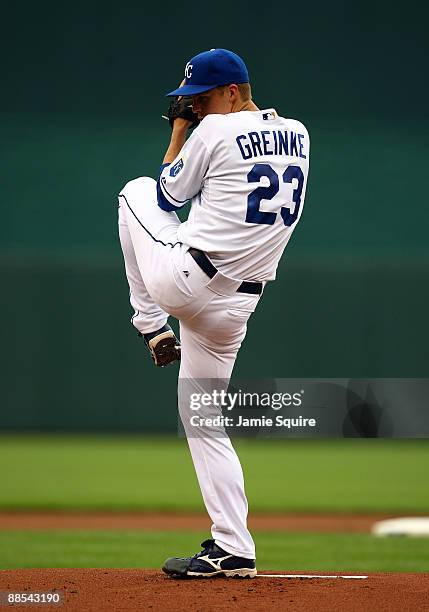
[{"x1": 163, "y1": 96, "x2": 200, "y2": 129}]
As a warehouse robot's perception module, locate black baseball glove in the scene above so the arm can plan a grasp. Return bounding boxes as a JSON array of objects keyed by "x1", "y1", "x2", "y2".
[{"x1": 164, "y1": 96, "x2": 200, "y2": 129}]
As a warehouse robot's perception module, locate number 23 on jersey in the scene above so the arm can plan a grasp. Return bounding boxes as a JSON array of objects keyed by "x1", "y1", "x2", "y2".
[{"x1": 246, "y1": 163, "x2": 305, "y2": 227}]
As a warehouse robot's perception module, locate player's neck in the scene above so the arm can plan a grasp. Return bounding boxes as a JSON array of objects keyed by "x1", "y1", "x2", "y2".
[{"x1": 232, "y1": 100, "x2": 259, "y2": 113}]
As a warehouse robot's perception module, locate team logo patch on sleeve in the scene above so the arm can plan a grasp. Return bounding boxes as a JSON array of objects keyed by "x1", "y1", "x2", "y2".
[{"x1": 170, "y1": 158, "x2": 184, "y2": 177}]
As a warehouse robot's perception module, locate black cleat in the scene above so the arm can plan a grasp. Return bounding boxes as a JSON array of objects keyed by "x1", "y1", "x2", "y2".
[
  {"x1": 141, "y1": 324, "x2": 181, "y2": 367},
  {"x1": 162, "y1": 539, "x2": 257, "y2": 578}
]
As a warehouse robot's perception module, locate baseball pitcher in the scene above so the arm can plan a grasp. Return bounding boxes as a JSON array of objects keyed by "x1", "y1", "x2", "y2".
[{"x1": 118, "y1": 48, "x2": 310, "y2": 578}]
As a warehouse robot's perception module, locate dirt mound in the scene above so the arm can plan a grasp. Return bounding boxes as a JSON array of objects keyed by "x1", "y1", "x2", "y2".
[{"x1": 0, "y1": 569, "x2": 428, "y2": 611}]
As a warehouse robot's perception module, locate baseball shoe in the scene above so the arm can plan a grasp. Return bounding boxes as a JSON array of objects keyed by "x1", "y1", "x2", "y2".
[
  {"x1": 162, "y1": 539, "x2": 257, "y2": 578},
  {"x1": 141, "y1": 324, "x2": 181, "y2": 367}
]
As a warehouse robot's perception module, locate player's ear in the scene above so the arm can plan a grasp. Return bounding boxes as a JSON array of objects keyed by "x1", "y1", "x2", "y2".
[{"x1": 228, "y1": 84, "x2": 239, "y2": 102}]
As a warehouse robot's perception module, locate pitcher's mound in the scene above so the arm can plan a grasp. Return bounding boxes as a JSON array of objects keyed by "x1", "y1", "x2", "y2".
[{"x1": 1, "y1": 569, "x2": 429, "y2": 611}]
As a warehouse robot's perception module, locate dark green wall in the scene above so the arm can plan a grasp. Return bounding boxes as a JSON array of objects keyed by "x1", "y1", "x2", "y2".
[
  {"x1": 1, "y1": 0, "x2": 428, "y2": 429},
  {"x1": 3, "y1": 1, "x2": 428, "y2": 117}
]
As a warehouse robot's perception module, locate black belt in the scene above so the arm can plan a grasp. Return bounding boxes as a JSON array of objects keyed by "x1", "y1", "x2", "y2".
[{"x1": 188, "y1": 248, "x2": 263, "y2": 295}]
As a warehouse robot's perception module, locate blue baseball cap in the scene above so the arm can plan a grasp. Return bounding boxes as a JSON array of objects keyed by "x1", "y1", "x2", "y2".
[{"x1": 166, "y1": 49, "x2": 249, "y2": 97}]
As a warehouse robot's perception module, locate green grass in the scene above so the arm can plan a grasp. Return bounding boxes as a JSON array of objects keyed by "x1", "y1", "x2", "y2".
[
  {"x1": 0, "y1": 436, "x2": 428, "y2": 512},
  {"x1": 0, "y1": 530, "x2": 428, "y2": 572}
]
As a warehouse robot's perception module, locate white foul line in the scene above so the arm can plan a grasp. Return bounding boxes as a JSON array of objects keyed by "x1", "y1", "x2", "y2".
[{"x1": 257, "y1": 574, "x2": 368, "y2": 579}]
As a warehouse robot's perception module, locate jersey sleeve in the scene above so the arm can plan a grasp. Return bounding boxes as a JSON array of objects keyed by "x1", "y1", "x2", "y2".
[{"x1": 156, "y1": 130, "x2": 210, "y2": 212}]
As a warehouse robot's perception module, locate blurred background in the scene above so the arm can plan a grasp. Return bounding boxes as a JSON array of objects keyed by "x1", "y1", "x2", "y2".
[
  {"x1": 0, "y1": 0, "x2": 428, "y2": 574},
  {"x1": 1, "y1": 0, "x2": 428, "y2": 431}
]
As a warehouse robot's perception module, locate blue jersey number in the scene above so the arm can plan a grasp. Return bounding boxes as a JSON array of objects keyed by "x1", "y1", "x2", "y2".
[{"x1": 246, "y1": 163, "x2": 304, "y2": 227}]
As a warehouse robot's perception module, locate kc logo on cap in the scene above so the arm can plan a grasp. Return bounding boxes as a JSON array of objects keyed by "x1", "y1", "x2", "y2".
[{"x1": 185, "y1": 62, "x2": 193, "y2": 79}]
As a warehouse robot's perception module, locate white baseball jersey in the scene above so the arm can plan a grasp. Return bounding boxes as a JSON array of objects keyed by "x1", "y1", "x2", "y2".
[{"x1": 157, "y1": 109, "x2": 310, "y2": 281}]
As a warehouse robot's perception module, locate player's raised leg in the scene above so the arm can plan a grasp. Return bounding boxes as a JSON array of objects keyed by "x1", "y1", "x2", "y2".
[
  {"x1": 118, "y1": 203, "x2": 168, "y2": 334},
  {"x1": 117, "y1": 176, "x2": 181, "y2": 366}
]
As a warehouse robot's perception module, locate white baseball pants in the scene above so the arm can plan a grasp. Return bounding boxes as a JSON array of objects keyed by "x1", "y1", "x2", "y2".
[{"x1": 118, "y1": 177, "x2": 260, "y2": 559}]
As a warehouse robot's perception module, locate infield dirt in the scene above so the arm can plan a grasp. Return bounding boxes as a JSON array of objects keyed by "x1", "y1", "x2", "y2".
[
  {"x1": 1, "y1": 569, "x2": 428, "y2": 611},
  {"x1": 0, "y1": 511, "x2": 399, "y2": 532}
]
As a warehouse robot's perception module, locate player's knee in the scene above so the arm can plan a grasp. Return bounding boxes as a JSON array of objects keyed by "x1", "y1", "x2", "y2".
[{"x1": 119, "y1": 176, "x2": 156, "y2": 199}]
